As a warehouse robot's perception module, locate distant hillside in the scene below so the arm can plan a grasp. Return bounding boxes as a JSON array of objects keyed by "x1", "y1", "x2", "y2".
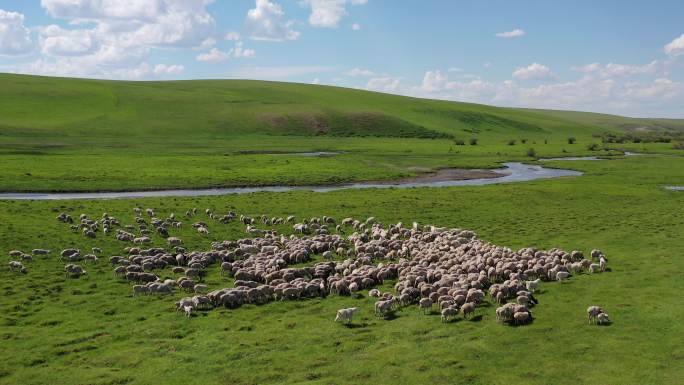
[{"x1": 1, "y1": 73, "x2": 681, "y2": 141}]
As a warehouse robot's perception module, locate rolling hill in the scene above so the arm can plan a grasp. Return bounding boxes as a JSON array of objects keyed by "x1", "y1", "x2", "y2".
[{"x1": 2, "y1": 73, "x2": 682, "y2": 141}]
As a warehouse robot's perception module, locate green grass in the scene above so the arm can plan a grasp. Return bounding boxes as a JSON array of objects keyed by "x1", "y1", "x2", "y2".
[
  {"x1": 1, "y1": 155, "x2": 683, "y2": 385},
  {"x1": 1, "y1": 74, "x2": 684, "y2": 384},
  {"x1": 1, "y1": 74, "x2": 683, "y2": 192}
]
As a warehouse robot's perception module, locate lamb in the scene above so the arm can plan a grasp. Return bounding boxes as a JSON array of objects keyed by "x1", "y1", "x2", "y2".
[
  {"x1": 133, "y1": 285, "x2": 150, "y2": 295},
  {"x1": 133, "y1": 236, "x2": 151, "y2": 244},
  {"x1": 375, "y1": 299, "x2": 395, "y2": 317},
  {"x1": 32, "y1": 249, "x2": 50, "y2": 256},
  {"x1": 525, "y1": 278, "x2": 541, "y2": 293},
  {"x1": 334, "y1": 307, "x2": 359, "y2": 324},
  {"x1": 197, "y1": 227, "x2": 210, "y2": 235},
  {"x1": 513, "y1": 311, "x2": 531, "y2": 325},
  {"x1": 368, "y1": 288, "x2": 381, "y2": 297},
  {"x1": 64, "y1": 264, "x2": 87, "y2": 278},
  {"x1": 8, "y1": 260, "x2": 24, "y2": 272},
  {"x1": 599, "y1": 256, "x2": 607, "y2": 272},
  {"x1": 91, "y1": 247, "x2": 102, "y2": 254},
  {"x1": 168, "y1": 237, "x2": 183, "y2": 246},
  {"x1": 183, "y1": 305, "x2": 194, "y2": 318},
  {"x1": 441, "y1": 307, "x2": 458, "y2": 323},
  {"x1": 597, "y1": 312, "x2": 611, "y2": 324},
  {"x1": 8, "y1": 250, "x2": 23, "y2": 257},
  {"x1": 556, "y1": 271, "x2": 570, "y2": 283},
  {"x1": 589, "y1": 263, "x2": 600, "y2": 274},
  {"x1": 587, "y1": 305, "x2": 604, "y2": 324},
  {"x1": 419, "y1": 298, "x2": 433, "y2": 314},
  {"x1": 461, "y1": 302, "x2": 476, "y2": 319}
]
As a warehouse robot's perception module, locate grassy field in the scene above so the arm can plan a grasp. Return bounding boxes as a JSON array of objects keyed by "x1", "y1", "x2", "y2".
[
  {"x1": 1, "y1": 73, "x2": 682, "y2": 192},
  {"x1": 1, "y1": 155, "x2": 683, "y2": 385},
  {"x1": 1, "y1": 74, "x2": 684, "y2": 384}
]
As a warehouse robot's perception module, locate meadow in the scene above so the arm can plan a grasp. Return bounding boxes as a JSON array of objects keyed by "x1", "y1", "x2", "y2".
[{"x1": 1, "y1": 74, "x2": 683, "y2": 385}]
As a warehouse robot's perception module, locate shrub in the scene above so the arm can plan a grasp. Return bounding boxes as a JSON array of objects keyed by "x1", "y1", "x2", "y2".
[
  {"x1": 469, "y1": 138, "x2": 478, "y2": 145},
  {"x1": 507, "y1": 139, "x2": 516, "y2": 146},
  {"x1": 544, "y1": 139, "x2": 548, "y2": 144},
  {"x1": 454, "y1": 139, "x2": 465, "y2": 145},
  {"x1": 521, "y1": 138, "x2": 528, "y2": 144},
  {"x1": 526, "y1": 148, "x2": 537, "y2": 157},
  {"x1": 587, "y1": 143, "x2": 600, "y2": 151},
  {"x1": 673, "y1": 141, "x2": 684, "y2": 150},
  {"x1": 568, "y1": 137, "x2": 577, "y2": 144}
]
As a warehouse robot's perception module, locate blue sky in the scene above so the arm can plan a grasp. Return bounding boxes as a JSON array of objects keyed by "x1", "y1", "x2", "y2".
[{"x1": 0, "y1": 1, "x2": 683, "y2": 117}]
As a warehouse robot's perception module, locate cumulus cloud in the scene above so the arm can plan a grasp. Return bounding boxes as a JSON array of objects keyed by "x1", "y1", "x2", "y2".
[
  {"x1": 572, "y1": 60, "x2": 663, "y2": 78},
  {"x1": 196, "y1": 47, "x2": 229, "y2": 62},
  {"x1": 197, "y1": 42, "x2": 255, "y2": 63},
  {"x1": 225, "y1": 31, "x2": 241, "y2": 41},
  {"x1": 301, "y1": 0, "x2": 368, "y2": 28},
  {"x1": 365, "y1": 76, "x2": 402, "y2": 93},
  {"x1": 346, "y1": 67, "x2": 375, "y2": 77},
  {"x1": 0, "y1": 9, "x2": 33, "y2": 55},
  {"x1": 20, "y1": 0, "x2": 215, "y2": 79},
  {"x1": 154, "y1": 63, "x2": 184, "y2": 75},
  {"x1": 495, "y1": 28, "x2": 525, "y2": 38},
  {"x1": 512, "y1": 62, "x2": 555, "y2": 80},
  {"x1": 664, "y1": 33, "x2": 684, "y2": 56},
  {"x1": 246, "y1": 0, "x2": 299, "y2": 41},
  {"x1": 40, "y1": 25, "x2": 98, "y2": 56}
]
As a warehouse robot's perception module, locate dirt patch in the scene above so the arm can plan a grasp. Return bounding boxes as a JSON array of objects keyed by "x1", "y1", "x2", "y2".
[{"x1": 371, "y1": 168, "x2": 503, "y2": 185}]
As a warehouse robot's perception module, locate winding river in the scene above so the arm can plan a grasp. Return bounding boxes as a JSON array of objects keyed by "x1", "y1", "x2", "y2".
[{"x1": 0, "y1": 162, "x2": 582, "y2": 200}]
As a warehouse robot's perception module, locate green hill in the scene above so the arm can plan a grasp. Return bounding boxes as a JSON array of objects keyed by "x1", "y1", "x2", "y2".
[{"x1": 2, "y1": 73, "x2": 681, "y2": 141}]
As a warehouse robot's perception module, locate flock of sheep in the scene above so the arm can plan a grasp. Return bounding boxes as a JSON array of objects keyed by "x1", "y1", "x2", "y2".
[{"x1": 7, "y1": 207, "x2": 612, "y2": 326}]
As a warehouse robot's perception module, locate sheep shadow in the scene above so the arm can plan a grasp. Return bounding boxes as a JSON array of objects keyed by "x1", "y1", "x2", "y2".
[
  {"x1": 442, "y1": 317, "x2": 462, "y2": 325},
  {"x1": 381, "y1": 312, "x2": 400, "y2": 321},
  {"x1": 467, "y1": 315, "x2": 484, "y2": 322},
  {"x1": 343, "y1": 322, "x2": 368, "y2": 329}
]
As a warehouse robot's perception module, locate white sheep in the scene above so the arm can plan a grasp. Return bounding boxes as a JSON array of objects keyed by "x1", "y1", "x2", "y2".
[
  {"x1": 334, "y1": 307, "x2": 359, "y2": 324},
  {"x1": 525, "y1": 278, "x2": 541, "y2": 293},
  {"x1": 556, "y1": 271, "x2": 570, "y2": 283}
]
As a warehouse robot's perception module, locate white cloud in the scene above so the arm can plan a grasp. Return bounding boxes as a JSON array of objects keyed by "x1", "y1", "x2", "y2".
[
  {"x1": 41, "y1": 0, "x2": 216, "y2": 48},
  {"x1": 311, "y1": 77, "x2": 320, "y2": 84},
  {"x1": 351, "y1": 22, "x2": 361, "y2": 31},
  {"x1": 197, "y1": 37, "x2": 216, "y2": 50},
  {"x1": 154, "y1": 63, "x2": 184, "y2": 75},
  {"x1": 483, "y1": 61, "x2": 492, "y2": 68},
  {"x1": 301, "y1": 0, "x2": 368, "y2": 28},
  {"x1": 366, "y1": 76, "x2": 402, "y2": 93},
  {"x1": 496, "y1": 28, "x2": 525, "y2": 38},
  {"x1": 229, "y1": 65, "x2": 334, "y2": 79},
  {"x1": 346, "y1": 67, "x2": 374, "y2": 77},
  {"x1": 246, "y1": 0, "x2": 299, "y2": 42},
  {"x1": 572, "y1": 60, "x2": 663, "y2": 78},
  {"x1": 512, "y1": 62, "x2": 555, "y2": 80},
  {"x1": 225, "y1": 31, "x2": 241, "y2": 41},
  {"x1": 197, "y1": 42, "x2": 255, "y2": 62},
  {"x1": 197, "y1": 47, "x2": 229, "y2": 63},
  {"x1": 40, "y1": 25, "x2": 98, "y2": 56},
  {"x1": 448, "y1": 67, "x2": 462, "y2": 72},
  {"x1": 24, "y1": 0, "x2": 215, "y2": 79},
  {"x1": 0, "y1": 9, "x2": 33, "y2": 55},
  {"x1": 232, "y1": 41, "x2": 255, "y2": 58},
  {"x1": 664, "y1": 33, "x2": 684, "y2": 56}
]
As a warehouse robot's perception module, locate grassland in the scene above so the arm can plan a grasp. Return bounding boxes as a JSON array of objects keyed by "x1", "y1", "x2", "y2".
[
  {"x1": 1, "y1": 73, "x2": 682, "y2": 192},
  {"x1": 1, "y1": 74, "x2": 684, "y2": 385},
  {"x1": 0, "y1": 155, "x2": 683, "y2": 385}
]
